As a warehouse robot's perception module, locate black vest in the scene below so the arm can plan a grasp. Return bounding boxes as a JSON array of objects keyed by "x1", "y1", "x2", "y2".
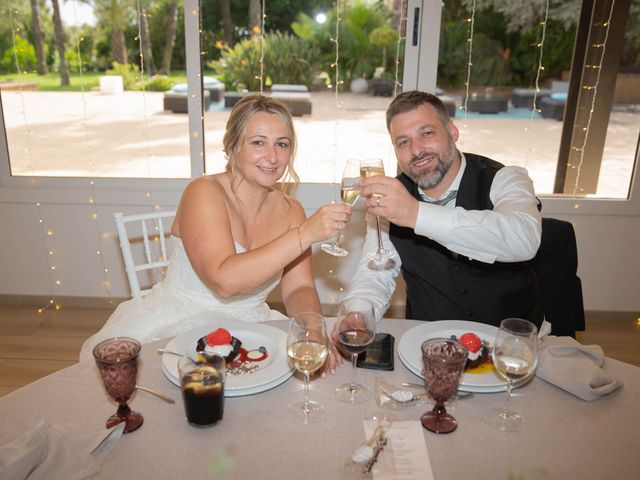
[{"x1": 389, "y1": 153, "x2": 542, "y2": 329}]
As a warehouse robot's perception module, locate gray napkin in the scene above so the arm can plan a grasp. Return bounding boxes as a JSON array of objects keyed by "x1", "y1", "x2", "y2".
[
  {"x1": 0, "y1": 419, "x2": 124, "y2": 480},
  {"x1": 536, "y1": 335, "x2": 623, "y2": 401}
]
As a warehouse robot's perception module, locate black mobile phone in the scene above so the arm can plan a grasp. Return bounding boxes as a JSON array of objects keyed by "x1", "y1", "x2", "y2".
[{"x1": 356, "y1": 333, "x2": 395, "y2": 371}]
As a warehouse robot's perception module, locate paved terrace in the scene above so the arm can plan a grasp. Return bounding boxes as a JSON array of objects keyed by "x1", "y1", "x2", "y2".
[{"x1": 2, "y1": 89, "x2": 637, "y2": 197}]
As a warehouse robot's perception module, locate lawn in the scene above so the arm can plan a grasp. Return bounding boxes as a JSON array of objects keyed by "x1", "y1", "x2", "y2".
[{"x1": 0, "y1": 71, "x2": 188, "y2": 92}]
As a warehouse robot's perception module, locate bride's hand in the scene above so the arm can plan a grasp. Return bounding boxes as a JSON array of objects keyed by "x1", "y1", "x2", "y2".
[
  {"x1": 302, "y1": 204, "x2": 352, "y2": 243},
  {"x1": 321, "y1": 329, "x2": 344, "y2": 376}
]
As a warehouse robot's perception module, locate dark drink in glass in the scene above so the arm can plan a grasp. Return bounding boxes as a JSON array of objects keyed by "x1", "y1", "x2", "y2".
[
  {"x1": 338, "y1": 328, "x2": 374, "y2": 354},
  {"x1": 179, "y1": 355, "x2": 225, "y2": 427}
]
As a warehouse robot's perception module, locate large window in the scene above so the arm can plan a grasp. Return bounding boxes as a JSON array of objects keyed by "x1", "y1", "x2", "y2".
[
  {"x1": 0, "y1": 0, "x2": 638, "y2": 200},
  {"x1": 1, "y1": 0, "x2": 191, "y2": 179},
  {"x1": 435, "y1": 0, "x2": 639, "y2": 198}
]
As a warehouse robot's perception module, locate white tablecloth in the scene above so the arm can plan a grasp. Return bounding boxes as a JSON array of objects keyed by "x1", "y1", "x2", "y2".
[{"x1": 1, "y1": 318, "x2": 639, "y2": 479}]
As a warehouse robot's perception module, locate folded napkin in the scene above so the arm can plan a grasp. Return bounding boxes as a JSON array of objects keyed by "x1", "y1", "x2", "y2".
[
  {"x1": 0, "y1": 419, "x2": 124, "y2": 480},
  {"x1": 536, "y1": 335, "x2": 623, "y2": 401}
]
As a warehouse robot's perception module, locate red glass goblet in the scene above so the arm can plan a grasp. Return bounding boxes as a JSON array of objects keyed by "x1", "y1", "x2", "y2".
[
  {"x1": 420, "y1": 338, "x2": 468, "y2": 434},
  {"x1": 93, "y1": 337, "x2": 143, "y2": 433}
]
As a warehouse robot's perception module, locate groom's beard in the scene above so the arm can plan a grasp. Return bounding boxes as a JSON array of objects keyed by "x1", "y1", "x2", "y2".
[{"x1": 406, "y1": 136, "x2": 457, "y2": 190}]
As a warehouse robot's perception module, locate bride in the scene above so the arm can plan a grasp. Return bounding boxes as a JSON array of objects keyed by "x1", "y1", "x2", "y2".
[{"x1": 79, "y1": 94, "x2": 351, "y2": 363}]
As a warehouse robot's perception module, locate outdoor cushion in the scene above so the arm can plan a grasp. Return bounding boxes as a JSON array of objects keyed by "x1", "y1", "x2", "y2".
[
  {"x1": 171, "y1": 83, "x2": 188, "y2": 93},
  {"x1": 550, "y1": 92, "x2": 568, "y2": 102}
]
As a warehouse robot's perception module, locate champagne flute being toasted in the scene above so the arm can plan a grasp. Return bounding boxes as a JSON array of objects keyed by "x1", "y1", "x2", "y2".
[
  {"x1": 360, "y1": 158, "x2": 394, "y2": 262},
  {"x1": 287, "y1": 312, "x2": 329, "y2": 424},
  {"x1": 321, "y1": 159, "x2": 360, "y2": 257}
]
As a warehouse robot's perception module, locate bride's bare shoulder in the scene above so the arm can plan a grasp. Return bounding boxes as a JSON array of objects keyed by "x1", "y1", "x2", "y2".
[{"x1": 183, "y1": 174, "x2": 228, "y2": 197}]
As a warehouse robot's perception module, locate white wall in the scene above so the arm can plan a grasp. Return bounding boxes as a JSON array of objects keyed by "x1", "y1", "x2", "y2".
[{"x1": 1, "y1": 181, "x2": 639, "y2": 312}]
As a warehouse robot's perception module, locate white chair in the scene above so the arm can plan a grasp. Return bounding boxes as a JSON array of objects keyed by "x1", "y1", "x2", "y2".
[{"x1": 114, "y1": 210, "x2": 176, "y2": 298}]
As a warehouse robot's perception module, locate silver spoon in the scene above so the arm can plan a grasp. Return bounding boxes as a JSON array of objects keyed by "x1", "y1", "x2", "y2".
[
  {"x1": 135, "y1": 385, "x2": 175, "y2": 404},
  {"x1": 401, "y1": 382, "x2": 475, "y2": 400},
  {"x1": 156, "y1": 348, "x2": 183, "y2": 357}
]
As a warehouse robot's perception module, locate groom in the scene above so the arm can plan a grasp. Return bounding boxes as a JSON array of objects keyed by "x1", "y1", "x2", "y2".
[{"x1": 344, "y1": 90, "x2": 544, "y2": 329}]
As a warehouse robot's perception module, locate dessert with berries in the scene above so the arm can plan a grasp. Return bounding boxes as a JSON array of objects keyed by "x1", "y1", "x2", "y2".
[
  {"x1": 196, "y1": 327, "x2": 242, "y2": 362},
  {"x1": 196, "y1": 327, "x2": 269, "y2": 375},
  {"x1": 451, "y1": 332, "x2": 491, "y2": 371}
]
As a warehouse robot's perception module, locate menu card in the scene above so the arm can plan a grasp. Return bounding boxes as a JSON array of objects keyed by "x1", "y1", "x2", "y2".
[{"x1": 363, "y1": 420, "x2": 433, "y2": 480}]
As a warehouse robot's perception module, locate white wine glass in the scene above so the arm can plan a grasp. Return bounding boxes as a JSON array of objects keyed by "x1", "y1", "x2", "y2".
[
  {"x1": 488, "y1": 318, "x2": 538, "y2": 432},
  {"x1": 287, "y1": 312, "x2": 329, "y2": 424},
  {"x1": 335, "y1": 298, "x2": 377, "y2": 404},
  {"x1": 321, "y1": 159, "x2": 361, "y2": 257},
  {"x1": 359, "y1": 158, "x2": 394, "y2": 262}
]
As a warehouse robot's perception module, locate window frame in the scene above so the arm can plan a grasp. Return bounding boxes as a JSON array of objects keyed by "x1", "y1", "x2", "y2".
[{"x1": 0, "y1": 0, "x2": 638, "y2": 217}]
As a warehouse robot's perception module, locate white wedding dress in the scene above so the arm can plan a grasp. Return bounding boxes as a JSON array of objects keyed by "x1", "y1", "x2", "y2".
[{"x1": 79, "y1": 236, "x2": 285, "y2": 362}]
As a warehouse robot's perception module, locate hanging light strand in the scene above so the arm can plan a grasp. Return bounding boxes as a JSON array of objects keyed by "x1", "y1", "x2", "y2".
[
  {"x1": 530, "y1": 0, "x2": 550, "y2": 122},
  {"x1": 570, "y1": 0, "x2": 615, "y2": 198},
  {"x1": 328, "y1": 0, "x2": 343, "y2": 182},
  {"x1": 35, "y1": 202, "x2": 58, "y2": 313},
  {"x1": 460, "y1": 0, "x2": 477, "y2": 143},
  {"x1": 259, "y1": 0, "x2": 266, "y2": 93},
  {"x1": 133, "y1": 0, "x2": 155, "y2": 203},
  {"x1": 7, "y1": 0, "x2": 58, "y2": 311},
  {"x1": 392, "y1": 0, "x2": 408, "y2": 97},
  {"x1": 524, "y1": 0, "x2": 550, "y2": 167},
  {"x1": 67, "y1": 0, "x2": 114, "y2": 299},
  {"x1": 333, "y1": 0, "x2": 342, "y2": 107}
]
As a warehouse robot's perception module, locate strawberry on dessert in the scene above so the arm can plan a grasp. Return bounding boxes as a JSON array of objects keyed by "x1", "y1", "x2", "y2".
[
  {"x1": 196, "y1": 328, "x2": 242, "y2": 363},
  {"x1": 454, "y1": 332, "x2": 489, "y2": 370}
]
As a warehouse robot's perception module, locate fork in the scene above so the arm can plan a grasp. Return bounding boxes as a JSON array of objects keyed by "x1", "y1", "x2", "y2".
[{"x1": 401, "y1": 382, "x2": 475, "y2": 400}]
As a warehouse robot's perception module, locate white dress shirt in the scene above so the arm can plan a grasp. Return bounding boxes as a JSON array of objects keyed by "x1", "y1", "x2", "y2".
[{"x1": 345, "y1": 154, "x2": 542, "y2": 321}]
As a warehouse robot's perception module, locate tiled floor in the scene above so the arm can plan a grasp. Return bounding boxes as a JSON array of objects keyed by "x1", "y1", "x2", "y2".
[{"x1": 0, "y1": 305, "x2": 638, "y2": 398}]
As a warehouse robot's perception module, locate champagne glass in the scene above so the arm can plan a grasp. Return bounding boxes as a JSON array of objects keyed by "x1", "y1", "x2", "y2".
[
  {"x1": 287, "y1": 312, "x2": 329, "y2": 424},
  {"x1": 359, "y1": 158, "x2": 394, "y2": 262},
  {"x1": 420, "y1": 339, "x2": 468, "y2": 433},
  {"x1": 321, "y1": 159, "x2": 360, "y2": 257},
  {"x1": 489, "y1": 318, "x2": 538, "y2": 432},
  {"x1": 335, "y1": 297, "x2": 377, "y2": 404},
  {"x1": 93, "y1": 337, "x2": 144, "y2": 433}
]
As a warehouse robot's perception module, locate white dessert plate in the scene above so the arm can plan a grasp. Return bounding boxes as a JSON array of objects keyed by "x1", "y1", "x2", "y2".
[
  {"x1": 161, "y1": 320, "x2": 293, "y2": 396},
  {"x1": 397, "y1": 320, "x2": 507, "y2": 393}
]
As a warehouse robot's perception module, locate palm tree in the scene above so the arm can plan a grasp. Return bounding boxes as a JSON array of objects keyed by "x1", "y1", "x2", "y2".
[
  {"x1": 139, "y1": 4, "x2": 156, "y2": 74},
  {"x1": 30, "y1": 0, "x2": 48, "y2": 74},
  {"x1": 249, "y1": 0, "x2": 260, "y2": 30},
  {"x1": 159, "y1": 0, "x2": 179, "y2": 74},
  {"x1": 219, "y1": 0, "x2": 232, "y2": 46},
  {"x1": 51, "y1": 0, "x2": 69, "y2": 85},
  {"x1": 89, "y1": 0, "x2": 130, "y2": 65},
  {"x1": 109, "y1": 0, "x2": 128, "y2": 64},
  {"x1": 391, "y1": 0, "x2": 406, "y2": 33}
]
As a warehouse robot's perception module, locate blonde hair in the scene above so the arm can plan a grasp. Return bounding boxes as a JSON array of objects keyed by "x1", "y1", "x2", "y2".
[{"x1": 223, "y1": 94, "x2": 300, "y2": 197}]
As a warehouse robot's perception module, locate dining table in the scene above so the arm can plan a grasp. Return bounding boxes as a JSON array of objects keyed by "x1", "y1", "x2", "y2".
[{"x1": 1, "y1": 317, "x2": 639, "y2": 479}]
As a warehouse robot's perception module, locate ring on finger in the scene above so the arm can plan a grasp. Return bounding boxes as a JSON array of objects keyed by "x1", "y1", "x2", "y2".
[{"x1": 376, "y1": 197, "x2": 381, "y2": 207}]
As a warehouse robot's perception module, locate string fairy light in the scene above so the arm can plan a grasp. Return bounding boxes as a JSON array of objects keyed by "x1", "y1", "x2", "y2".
[
  {"x1": 392, "y1": 0, "x2": 407, "y2": 97},
  {"x1": 133, "y1": 0, "x2": 156, "y2": 203},
  {"x1": 328, "y1": 0, "x2": 343, "y2": 183},
  {"x1": 259, "y1": 0, "x2": 266, "y2": 93},
  {"x1": 459, "y1": 0, "x2": 477, "y2": 141},
  {"x1": 6, "y1": 0, "x2": 60, "y2": 311},
  {"x1": 66, "y1": 0, "x2": 115, "y2": 300},
  {"x1": 332, "y1": 0, "x2": 344, "y2": 105},
  {"x1": 569, "y1": 0, "x2": 616, "y2": 200},
  {"x1": 523, "y1": 0, "x2": 550, "y2": 168}
]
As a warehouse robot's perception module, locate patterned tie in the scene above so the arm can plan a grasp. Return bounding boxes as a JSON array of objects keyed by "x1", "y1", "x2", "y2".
[{"x1": 420, "y1": 189, "x2": 458, "y2": 206}]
